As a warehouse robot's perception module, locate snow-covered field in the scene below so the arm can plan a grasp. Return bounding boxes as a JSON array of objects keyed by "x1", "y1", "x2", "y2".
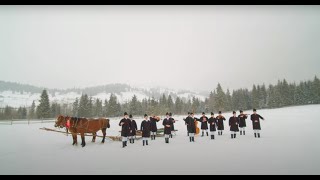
[{"x1": 0, "y1": 105, "x2": 320, "y2": 175}]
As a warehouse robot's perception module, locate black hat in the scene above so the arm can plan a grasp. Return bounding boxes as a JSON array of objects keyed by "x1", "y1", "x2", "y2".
[
  {"x1": 202, "y1": 112, "x2": 205, "y2": 115},
  {"x1": 144, "y1": 114, "x2": 148, "y2": 117},
  {"x1": 253, "y1": 109, "x2": 257, "y2": 112},
  {"x1": 124, "y1": 112, "x2": 128, "y2": 116},
  {"x1": 211, "y1": 112, "x2": 214, "y2": 115},
  {"x1": 240, "y1": 110, "x2": 243, "y2": 113},
  {"x1": 129, "y1": 114, "x2": 133, "y2": 118},
  {"x1": 188, "y1": 112, "x2": 191, "y2": 115},
  {"x1": 233, "y1": 111, "x2": 236, "y2": 114},
  {"x1": 219, "y1": 111, "x2": 222, "y2": 114},
  {"x1": 166, "y1": 112, "x2": 169, "y2": 116},
  {"x1": 169, "y1": 112, "x2": 172, "y2": 116}
]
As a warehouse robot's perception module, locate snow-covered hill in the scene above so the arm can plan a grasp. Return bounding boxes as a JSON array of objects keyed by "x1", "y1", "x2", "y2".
[
  {"x1": 0, "y1": 83, "x2": 208, "y2": 107},
  {"x1": 0, "y1": 105, "x2": 319, "y2": 174}
]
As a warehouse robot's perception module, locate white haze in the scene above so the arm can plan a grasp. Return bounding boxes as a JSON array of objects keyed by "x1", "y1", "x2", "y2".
[{"x1": 0, "y1": 5, "x2": 320, "y2": 92}]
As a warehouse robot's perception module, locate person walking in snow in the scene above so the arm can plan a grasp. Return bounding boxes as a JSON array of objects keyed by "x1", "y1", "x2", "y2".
[
  {"x1": 163, "y1": 112, "x2": 173, "y2": 143},
  {"x1": 119, "y1": 112, "x2": 131, "y2": 148},
  {"x1": 238, "y1": 110, "x2": 248, "y2": 135},
  {"x1": 129, "y1": 114, "x2": 137, "y2": 144},
  {"x1": 208, "y1": 112, "x2": 217, "y2": 140},
  {"x1": 199, "y1": 112, "x2": 209, "y2": 137},
  {"x1": 216, "y1": 111, "x2": 226, "y2": 135},
  {"x1": 251, "y1": 109, "x2": 265, "y2": 138},
  {"x1": 141, "y1": 114, "x2": 151, "y2": 146},
  {"x1": 229, "y1": 111, "x2": 240, "y2": 139}
]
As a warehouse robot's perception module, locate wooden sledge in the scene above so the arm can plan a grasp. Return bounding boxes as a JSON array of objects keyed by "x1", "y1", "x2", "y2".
[{"x1": 39, "y1": 127, "x2": 141, "y2": 141}]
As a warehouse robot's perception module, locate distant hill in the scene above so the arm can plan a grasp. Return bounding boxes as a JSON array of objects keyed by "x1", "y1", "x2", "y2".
[{"x1": 0, "y1": 81, "x2": 208, "y2": 107}]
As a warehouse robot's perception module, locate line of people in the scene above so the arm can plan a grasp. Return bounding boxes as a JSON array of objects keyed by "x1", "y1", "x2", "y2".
[
  {"x1": 184, "y1": 109, "x2": 265, "y2": 141},
  {"x1": 119, "y1": 112, "x2": 176, "y2": 148},
  {"x1": 119, "y1": 109, "x2": 265, "y2": 148}
]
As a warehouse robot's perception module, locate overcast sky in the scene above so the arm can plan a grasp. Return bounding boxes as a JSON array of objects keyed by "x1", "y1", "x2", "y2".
[{"x1": 0, "y1": 5, "x2": 319, "y2": 92}]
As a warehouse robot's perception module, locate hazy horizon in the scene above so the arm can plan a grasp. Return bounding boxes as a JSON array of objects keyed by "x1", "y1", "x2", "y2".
[{"x1": 1, "y1": 5, "x2": 320, "y2": 92}]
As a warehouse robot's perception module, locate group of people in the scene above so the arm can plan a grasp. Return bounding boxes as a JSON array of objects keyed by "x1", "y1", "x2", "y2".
[
  {"x1": 184, "y1": 109, "x2": 265, "y2": 142},
  {"x1": 119, "y1": 112, "x2": 176, "y2": 148},
  {"x1": 119, "y1": 109, "x2": 265, "y2": 148}
]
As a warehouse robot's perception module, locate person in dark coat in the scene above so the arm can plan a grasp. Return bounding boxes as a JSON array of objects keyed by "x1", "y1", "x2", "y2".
[
  {"x1": 129, "y1": 114, "x2": 138, "y2": 144},
  {"x1": 238, "y1": 110, "x2": 248, "y2": 135},
  {"x1": 229, "y1": 111, "x2": 240, "y2": 139},
  {"x1": 169, "y1": 112, "x2": 176, "y2": 138},
  {"x1": 199, "y1": 112, "x2": 209, "y2": 137},
  {"x1": 208, "y1": 112, "x2": 217, "y2": 140},
  {"x1": 251, "y1": 109, "x2": 265, "y2": 138},
  {"x1": 141, "y1": 114, "x2": 151, "y2": 146},
  {"x1": 183, "y1": 112, "x2": 191, "y2": 136},
  {"x1": 150, "y1": 116, "x2": 160, "y2": 140},
  {"x1": 163, "y1": 112, "x2": 173, "y2": 143},
  {"x1": 216, "y1": 111, "x2": 226, "y2": 135},
  {"x1": 119, "y1": 112, "x2": 131, "y2": 148},
  {"x1": 185, "y1": 112, "x2": 196, "y2": 142}
]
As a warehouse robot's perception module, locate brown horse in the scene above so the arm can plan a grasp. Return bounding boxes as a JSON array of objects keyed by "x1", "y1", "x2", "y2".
[{"x1": 55, "y1": 115, "x2": 110, "y2": 147}]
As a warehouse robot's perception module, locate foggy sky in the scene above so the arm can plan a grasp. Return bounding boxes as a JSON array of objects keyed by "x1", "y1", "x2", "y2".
[{"x1": 0, "y1": 5, "x2": 319, "y2": 92}]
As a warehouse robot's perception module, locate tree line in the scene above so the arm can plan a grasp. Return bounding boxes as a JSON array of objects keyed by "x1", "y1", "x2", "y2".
[{"x1": 0, "y1": 76, "x2": 319, "y2": 120}]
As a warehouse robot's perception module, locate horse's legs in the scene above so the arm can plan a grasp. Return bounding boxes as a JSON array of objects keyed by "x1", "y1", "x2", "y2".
[
  {"x1": 72, "y1": 133, "x2": 77, "y2": 146},
  {"x1": 81, "y1": 133, "x2": 86, "y2": 147},
  {"x1": 92, "y1": 132, "x2": 97, "y2": 142},
  {"x1": 101, "y1": 128, "x2": 106, "y2": 143}
]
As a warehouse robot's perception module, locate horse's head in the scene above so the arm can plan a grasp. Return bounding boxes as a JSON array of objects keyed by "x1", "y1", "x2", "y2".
[{"x1": 55, "y1": 115, "x2": 67, "y2": 128}]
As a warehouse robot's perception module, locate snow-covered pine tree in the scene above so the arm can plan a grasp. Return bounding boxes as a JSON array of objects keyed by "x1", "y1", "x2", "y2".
[{"x1": 37, "y1": 90, "x2": 51, "y2": 119}]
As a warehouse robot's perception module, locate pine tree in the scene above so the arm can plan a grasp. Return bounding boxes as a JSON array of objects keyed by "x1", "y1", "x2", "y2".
[
  {"x1": 4, "y1": 106, "x2": 12, "y2": 119},
  {"x1": 88, "y1": 97, "x2": 93, "y2": 117},
  {"x1": 107, "y1": 93, "x2": 120, "y2": 117},
  {"x1": 94, "y1": 98, "x2": 103, "y2": 117},
  {"x1": 28, "y1": 100, "x2": 36, "y2": 119},
  {"x1": 37, "y1": 90, "x2": 51, "y2": 119},
  {"x1": 159, "y1": 94, "x2": 167, "y2": 114},
  {"x1": 192, "y1": 97, "x2": 200, "y2": 113},
  {"x1": 175, "y1": 97, "x2": 183, "y2": 114},
  {"x1": 259, "y1": 84, "x2": 267, "y2": 108},
  {"x1": 280, "y1": 79, "x2": 291, "y2": 106},
  {"x1": 167, "y1": 95, "x2": 174, "y2": 112},
  {"x1": 312, "y1": 76, "x2": 320, "y2": 104},
  {"x1": 130, "y1": 95, "x2": 139, "y2": 115},
  {"x1": 72, "y1": 98, "x2": 79, "y2": 116},
  {"x1": 251, "y1": 85, "x2": 259, "y2": 109},
  {"x1": 22, "y1": 107, "x2": 27, "y2": 119},
  {"x1": 214, "y1": 83, "x2": 226, "y2": 112},
  {"x1": 51, "y1": 103, "x2": 57, "y2": 118},
  {"x1": 225, "y1": 89, "x2": 232, "y2": 111},
  {"x1": 103, "y1": 99, "x2": 108, "y2": 117},
  {"x1": 208, "y1": 91, "x2": 215, "y2": 112},
  {"x1": 79, "y1": 94, "x2": 89, "y2": 117}
]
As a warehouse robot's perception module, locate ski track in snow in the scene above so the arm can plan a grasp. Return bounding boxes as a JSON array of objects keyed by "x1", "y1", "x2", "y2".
[{"x1": 0, "y1": 105, "x2": 320, "y2": 174}]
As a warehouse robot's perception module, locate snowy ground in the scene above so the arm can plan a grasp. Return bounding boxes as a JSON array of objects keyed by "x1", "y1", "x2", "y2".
[{"x1": 1, "y1": 105, "x2": 320, "y2": 175}]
